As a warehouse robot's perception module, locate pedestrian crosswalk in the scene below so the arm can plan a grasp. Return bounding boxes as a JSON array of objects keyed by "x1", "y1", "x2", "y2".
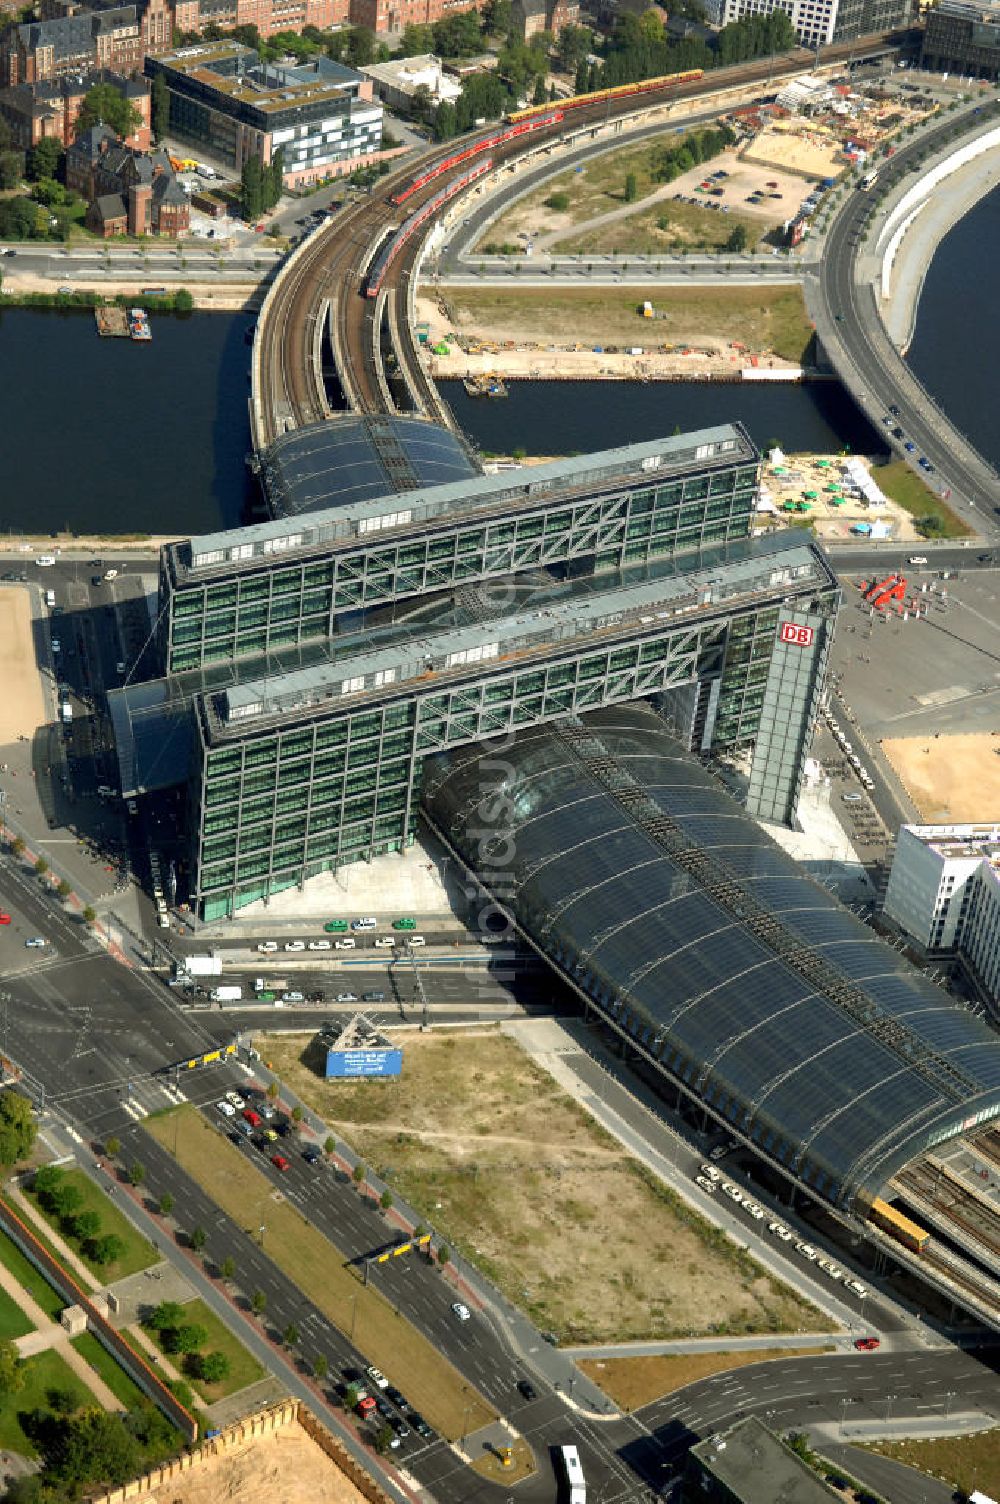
[{"x1": 120, "y1": 1079, "x2": 189, "y2": 1122}]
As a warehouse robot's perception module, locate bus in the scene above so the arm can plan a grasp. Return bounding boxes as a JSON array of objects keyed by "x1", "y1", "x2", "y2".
[
  {"x1": 558, "y1": 1444, "x2": 586, "y2": 1504},
  {"x1": 859, "y1": 169, "x2": 878, "y2": 191}
]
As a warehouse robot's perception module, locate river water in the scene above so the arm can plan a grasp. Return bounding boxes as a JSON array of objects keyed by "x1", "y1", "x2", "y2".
[
  {"x1": 0, "y1": 305, "x2": 255, "y2": 538},
  {"x1": 0, "y1": 221, "x2": 981, "y2": 537}
]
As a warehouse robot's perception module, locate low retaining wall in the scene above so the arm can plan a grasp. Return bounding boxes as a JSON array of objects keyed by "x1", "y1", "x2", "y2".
[
  {"x1": 0, "y1": 1195, "x2": 197, "y2": 1442},
  {"x1": 90, "y1": 1399, "x2": 396, "y2": 1504}
]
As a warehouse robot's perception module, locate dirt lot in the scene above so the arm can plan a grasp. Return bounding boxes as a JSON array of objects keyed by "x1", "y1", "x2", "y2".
[
  {"x1": 741, "y1": 123, "x2": 845, "y2": 180},
  {"x1": 144, "y1": 1419, "x2": 368, "y2": 1504},
  {"x1": 881, "y1": 734, "x2": 1000, "y2": 822},
  {"x1": 579, "y1": 1347, "x2": 834, "y2": 1411},
  {"x1": 866, "y1": 1426, "x2": 1000, "y2": 1499},
  {"x1": 476, "y1": 137, "x2": 814, "y2": 258},
  {"x1": 0, "y1": 589, "x2": 46, "y2": 745},
  {"x1": 258, "y1": 1029, "x2": 824, "y2": 1345},
  {"x1": 432, "y1": 285, "x2": 814, "y2": 365}
]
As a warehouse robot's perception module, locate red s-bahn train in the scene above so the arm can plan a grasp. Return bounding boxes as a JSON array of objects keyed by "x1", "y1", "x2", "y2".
[
  {"x1": 365, "y1": 159, "x2": 493, "y2": 298},
  {"x1": 390, "y1": 112, "x2": 563, "y2": 206}
]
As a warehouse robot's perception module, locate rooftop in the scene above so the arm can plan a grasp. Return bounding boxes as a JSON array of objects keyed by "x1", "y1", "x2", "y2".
[
  {"x1": 152, "y1": 42, "x2": 369, "y2": 116},
  {"x1": 904, "y1": 823, "x2": 1000, "y2": 859},
  {"x1": 176, "y1": 422, "x2": 757, "y2": 580},
  {"x1": 209, "y1": 532, "x2": 827, "y2": 732},
  {"x1": 689, "y1": 1417, "x2": 841, "y2": 1503}
]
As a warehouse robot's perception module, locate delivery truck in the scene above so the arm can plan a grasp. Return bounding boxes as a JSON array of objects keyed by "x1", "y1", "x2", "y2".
[
  {"x1": 182, "y1": 955, "x2": 222, "y2": 977},
  {"x1": 210, "y1": 985, "x2": 243, "y2": 1003}
]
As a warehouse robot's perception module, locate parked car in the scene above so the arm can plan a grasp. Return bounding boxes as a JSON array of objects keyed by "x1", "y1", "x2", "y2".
[
  {"x1": 451, "y1": 1302, "x2": 471, "y2": 1322},
  {"x1": 284, "y1": 940, "x2": 306, "y2": 952},
  {"x1": 516, "y1": 1378, "x2": 537, "y2": 1400},
  {"x1": 271, "y1": 1154, "x2": 290, "y2": 1172},
  {"x1": 854, "y1": 1336, "x2": 880, "y2": 1351},
  {"x1": 366, "y1": 1366, "x2": 389, "y2": 1391},
  {"x1": 216, "y1": 1100, "x2": 235, "y2": 1118}
]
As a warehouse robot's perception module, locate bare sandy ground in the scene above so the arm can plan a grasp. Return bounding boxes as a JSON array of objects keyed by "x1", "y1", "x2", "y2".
[
  {"x1": 0, "y1": 588, "x2": 47, "y2": 744},
  {"x1": 144, "y1": 1422, "x2": 369, "y2": 1504},
  {"x1": 882, "y1": 734, "x2": 1000, "y2": 822}
]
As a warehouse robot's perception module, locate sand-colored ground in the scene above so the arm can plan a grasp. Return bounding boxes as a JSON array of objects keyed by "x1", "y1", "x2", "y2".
[
  {"x1": 741, "y1": 123, "x2": 846, "y2": 181},
  {"x1": 882, "y1": 734, "x2": 1000, "y2": 822},
  {"x1": 0, "y1": 588, "x2": 47, "y2": 744},
  {"x1": 759, "y1": 451, "x2": 920, "y2": 543},
  {"x1": 143, "y1": 1421, "x2": 368, "y2": 1504}
]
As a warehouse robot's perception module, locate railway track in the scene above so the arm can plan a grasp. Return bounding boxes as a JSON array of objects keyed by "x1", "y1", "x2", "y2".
[
  {"x1": 896, "y1": 1161, "x2": 1000, "y2": 1260},
  {"x1": 254, "y1": 31, "x2": 905, "y2": 453}
]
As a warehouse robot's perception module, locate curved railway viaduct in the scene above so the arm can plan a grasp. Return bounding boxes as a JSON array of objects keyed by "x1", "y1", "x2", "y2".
[{"x1": 250, "y1": 33, "x2": 904, "y2": 459}]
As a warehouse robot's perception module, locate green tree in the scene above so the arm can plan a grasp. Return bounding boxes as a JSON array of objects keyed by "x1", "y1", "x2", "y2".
[
  {"x1": 189, "y1": 1224, "x2": 207, "y2": 1252},
  {"x1": 344, "y1": 1380, "x2": 363, "y2": 1410},
  {"x1": 129, "y1": 1162, "x2": 145, "y2": 1187},
  {"x1": 291, "y1": 1105, "x2": 303, "y2": 1126},
  {"x1": 282, "y1": 1322, "x2": 300, "y2": 1349},
  {"x1": 558, "y1": 23, "x2": 591, "y2": 70},
  {"x1": 434, "y1": 99, "x2": 457, "y2": 141},
  {"x1": 158, "y1": 1191, "x2": 173, "y2": 1216},
  {"x1": 725, "y1": 222, "x2": 748, "y2": 252},
  {"x1": 67, "y1": 1209, "x2": 100, "y2": 1243},
  {"x1": 313, "y1": 1353, "x2": 328, "y2": 1381},
  {"x1": 624, "y1": 171, "x2": 638, "y2": 203},
  {"x1": 323, "y1": 1135, "x2": 337, "y2": 1157},
  {"x1": 173, "y1": 287, "x2": 193, "y2": 313},
  {"x1": 374, "y1": 1421, "x2": 395, "y2": 1454},
  {"x1": 251, "y1": 1289, "x2": 267, "y2": 1316},
  {"x1": 0, "y1": 1092, "x2": 35, "y2": 1166},
  {"x1": 11, "y1": 836, "x2": 24, "y2": 857},
  {"x1": 46, "y1": 1385, "x2": 77, "y2": 1415},
  {"x1": 380, "y1": 1189, "x2": 393, "y2": 1211},
  {"x1": 104, "y1": 1136, "x2": 120, "y2": 1159},
  {"x1": 575, "y1": 57, "x2": 589, "y2": 93},
  {"x1": 266, "y1": 1081, "x2": 279, "y2": 1101},
  {"x1": 192, "y1": 1349, "x2": 229, "y2": 1384},
  {"x1": 151, "y1": 69, "x2": 169, "y2": 143},
  {"x1": 163, "y1": 1322, "x2": 207, "y2": 1355},
  {"x1": 220, "y1": 1255, "x2": 236, "y2": 1280},
  {"x1": 31, "y1": 177, "x2": 64, "y2": 207},
  {"x1": 44, "y1": 1409, "x2": 141, "y2": 1490},
  {"x1": 437, "y1": 1244, "x2": 450, "y2": 1267},
  {"x1": 50, "y1": 1182, "x2": 83, "y2": 1220},
  {"x1": 146, "y1": 1300, "x2": 186, "y2": 1333},
  {"x1": 82, "y1": 905, "x2": 96, "y2": 926},
  {"x1": 240, "y1": 156, "x2": 264, "y2": 221},
  {"x1": 75, "y1": 83, "x2": 141, "y2": 141},
  {"x1": 56, "y1": 878, "x2": 71, "y2": 898},
  {"x1": 34, "y1": 857, "x2": 48, "y2": 877},
  {"x1": 28, "y1": 136, "x2": 61, "y2": 183},
  {"x1": 87, "y1": 1233, "x2": 125, "y2": 1266},
  {"x1": 532, "y1": 73, "x2": 548, "y2": 106},
  {"x1": 0, "y1": 151, "x2": 23, "y2": 190},
  {"x1": 483, "y1": 0, "x2": 512, "y2": 32},
  {"x1": 345, "y1": 24, "x2": 375, "y2": 65},
  {"x1": 352, "y1": 1162, "x2": 366, "y2": 1187},
  {"x1": 399, "y1": 21, "x2": 434, "y2": 53},
  {"x1": 0, "y1": 1339, "x2": 24, "y2": 1395}
]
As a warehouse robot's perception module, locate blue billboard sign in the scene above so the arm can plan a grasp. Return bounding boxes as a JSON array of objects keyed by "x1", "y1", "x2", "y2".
[{"x1": 325, "y1": 1047, "x2": 403, "y2": 1079}]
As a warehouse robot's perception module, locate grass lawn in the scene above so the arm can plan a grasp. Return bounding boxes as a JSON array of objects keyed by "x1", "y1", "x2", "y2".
[
  {"x1": 143, "y1": 1298, "x2": 264, "y2": 1404},
  {"x1": 0, "y1": 1349, "x2": 95, "y2": 1454},
  {"x1": 0, "y1": 1284, "x2": 34, "y2": 1341},
  {"x1": 866, "y1": 1428, "x2": 1000, "y2": 1499},
  {"x1": 579, "y1": 1348, "x2": 835, "y2": 1411},
  {"x1": 23, "y1": 1169, "x2": 158, "y2": 1282},
  {"x1": 0, "y1": 1228, "x2": 65, "y2": 1320},
  {"x1": 145, "y1": 1106, "x2": 496, "y2": 1442},
  {"x1": 70, "y1": 1331, "x2": 147, "y2": 1411},
  {"x1": 441, "y1": 285, "x2": 815, "y2": 364},
  {"x1": 256, "y1": 1031, "x2": 827, "y2": 1347},
  {"x1": 551, "y1": 200, "x2": 764, "y2": 257},
  {"x1": 875, "y1": 461, "x2": 972, "y2": 538}
]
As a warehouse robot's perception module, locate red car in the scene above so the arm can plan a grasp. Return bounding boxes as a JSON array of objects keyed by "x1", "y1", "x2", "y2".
[
  {"x1": 271, "y1": 1154, "x2": 290, "y2": 1172},
  {"x1": 356, "y1": 1395, "x2": 376, "y2": 1417},
  {"x1": 0, "y1": 914, "x2": 10, "y2": 925},
  {"x1": 854, "y1": 1336, "x2": 880, "y2": 1351}
]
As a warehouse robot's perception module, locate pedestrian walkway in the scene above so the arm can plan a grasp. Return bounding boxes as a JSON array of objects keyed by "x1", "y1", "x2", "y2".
[
  {"x1": 0, "y1": 1257, "x2": 120, "y2": 1411},
  {"x1": 5, "y1": 1181, "x2": 99, "y2": 1292},
  {"x1": 565, "y1": 1333, "x2": 842, "y2": 1358}
]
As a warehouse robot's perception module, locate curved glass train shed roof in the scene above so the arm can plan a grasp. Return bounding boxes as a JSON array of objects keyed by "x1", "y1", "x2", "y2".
[
  {"x1": 259, "y1": 415, "x2": 479, "y2": 519},
  {"x1": 423, "y1": 705, "x2": 1000, "y2": 1212}
]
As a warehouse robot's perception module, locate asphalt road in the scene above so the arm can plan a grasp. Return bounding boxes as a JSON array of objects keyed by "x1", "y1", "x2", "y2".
[{"x1": 817, "y1": 103, "x2": 1000, "y2": 527}]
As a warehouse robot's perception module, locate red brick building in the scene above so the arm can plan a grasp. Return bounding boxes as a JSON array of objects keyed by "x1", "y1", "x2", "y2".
[
  {"x1": 0, "y1": 7, "x2": 143, "y2": 88},
  {"x1": 77, "y1": 135, "x2": 190, "y2": 234},
  {"x1": 347, "y1": 0, "x2": 483, "y2": 33},
  {"x1": 0, "y1": 69, "x2": 150, "y2": 149}
]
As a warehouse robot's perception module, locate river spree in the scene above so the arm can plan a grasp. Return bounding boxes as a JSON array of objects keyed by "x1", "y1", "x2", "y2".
[
  {"x1": 0, "y1": 306, "x2": 255, "y2": 537},
  {"x1": 906, "y1": 183, "x2": 1000, "y2": 472}
]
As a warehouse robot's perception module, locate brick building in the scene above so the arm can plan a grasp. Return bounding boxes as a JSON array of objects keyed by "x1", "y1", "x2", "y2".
[
  {"x1": 39, "y1": 0, "x2": 174, "y2": 57},
  {"x1": 76, "y1": 133, "x2": 190, "y2": 233},
  {"x1": 510, "y1": 0, "x2": 577, "y2": 36},
  {"x1": 171, "y1": 0, "x2": 350, "y2": 39},
  {"x1": 348, "y1": 0, "x2": 483, "y2": 34},
  {"x1": 0, "y1": 68, "x2": 150, "y2": 148},
  {"x1": 0, "y1": 8, "x2": 143, "y2": 87}
]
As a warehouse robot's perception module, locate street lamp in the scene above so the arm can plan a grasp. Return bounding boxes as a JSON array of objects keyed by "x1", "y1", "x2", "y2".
[
  {"x1": 885, "y1": 1393, "x2": 896, "y2": 1423},
  {"x1": 944, "y1": 1391, "x2": 956, "y2": 1420},
  {"x1": 258, "y1": 1223, "x2": 265, "y2": 1247}
]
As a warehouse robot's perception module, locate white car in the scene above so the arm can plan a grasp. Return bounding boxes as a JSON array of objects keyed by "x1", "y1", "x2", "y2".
[
  {"x1": 257, "y1": 941, "x2": 278, "y2": 953},
  {"x1": 722, "y1": 1183, "x2": 743, "y2": 1203},
  {"x1": 907, "y1": 555, "x2": 928, "y2": 566},
  {"x1": 25, "y1": 937, "x2": 45, "y2": 948},
  {"x1": 374, "y1": 937, "x2": 395, "y2": 948},
  {"x1": 334, "y1": 938, "x2": 356, "y2": 950},
  {"x1": 408, "y1": 936, "x2": 425, "y2": 948},
  {"x1": 818, "y1": 1260, "x2": 844, "y2": 1281},
  {"x1": 36, "y1": 555, "x2": 56, "y2": 567},
  {"x1": 699, "y1": 1164, "x2": 722, "y2": 1182},
  {"x1": 336, "y1": 992, "x2": 357, "y2": 1003},
  {"x1": 451, "y1": 1302, "x2": 471, "y2": 1322},
  {"x1": 308, "y1": 939, "x2": 331, "y2": 951},
  {"x1": 695, "y1": 1175, "x2": 718, "y2": 1193},
  {"x1": 51, "y1": 638, "x2": 61, "y2": 654},
  {"x1": 216, "y1": 1100, "x2": 235, "y2": 1118},
  {"x1": 365, "y1": 1366, "x2": 389, "y2": 1390},
  {"x1": 225, "y1": 1091, "x2": 245, "y2": 1109},
  {"x1": 768, "y1": 1220, "x2": 793, "y2": 1242},
  {"x1": 796, "y1": 1241, "x2": 819, "y2": 1262},
  {"x1": 844, "y1": 1279, "x2": 868, "y2": 1298},
  {"x1": 284, "y1": 940, "x2": 306, "y2": 952},
  {"x1": 743, "y1": 1202, "x2": 765, "y2": 1221}
]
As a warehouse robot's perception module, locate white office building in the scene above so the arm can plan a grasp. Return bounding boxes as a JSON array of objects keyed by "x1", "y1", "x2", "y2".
[
  {"x1": 883, "y1": 823, "x2": 1000, "y2": 1009},
  {"x1": 717, "y1": 0, "x2": 837, "y2": 48}
]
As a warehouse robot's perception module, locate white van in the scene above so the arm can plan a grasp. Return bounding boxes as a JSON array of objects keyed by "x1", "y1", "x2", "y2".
[
  {"x1": 351, "y1": 916, "x2": 376, "y2": 931},
  {"x1": 335, "y1": 937, "x2": 356, "y2": 950},
  {"x1": 408, "y1": 935, "x2": 425, "y2": 947},
  {"x1": 45, "y1": 590, "x2": 56, "y2": 608}
]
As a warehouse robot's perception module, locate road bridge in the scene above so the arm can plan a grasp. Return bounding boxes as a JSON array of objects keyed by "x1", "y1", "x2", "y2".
[{"x1": 250, "y1": 33, "x2": 905, "y2": 459}]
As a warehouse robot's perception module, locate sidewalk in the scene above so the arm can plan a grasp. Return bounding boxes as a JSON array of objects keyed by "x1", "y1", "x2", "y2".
[
  {"x1": 0, "y1": 1251, "x2": 120, "y2": 1411},
  {"x1": 565, "y1": 1333, "x2": 841, "y2": 1358},
  {"x1": 5, "y1": 1180, "x2": 100, "y2": 1293}
]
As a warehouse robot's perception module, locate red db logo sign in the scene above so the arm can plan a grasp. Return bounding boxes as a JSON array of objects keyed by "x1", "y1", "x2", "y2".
[{"x1": 779, "y1": 622, "x2": 815, "y2": 648}]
